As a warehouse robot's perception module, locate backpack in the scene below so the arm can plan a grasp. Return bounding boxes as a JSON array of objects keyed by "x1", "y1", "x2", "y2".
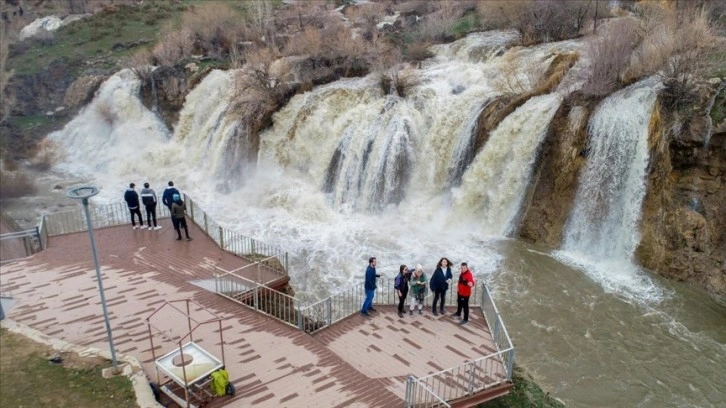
[
  {"x1": 394, "y1": 274, "x2": 402, "y2": 290},
  {"x1": 210, "y1": 369, "x2": 229, "y2": 397}
]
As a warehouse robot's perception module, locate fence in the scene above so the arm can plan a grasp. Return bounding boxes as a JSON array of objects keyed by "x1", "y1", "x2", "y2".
[
  {"x1": 0, "y1": 228, "x2": 43, "y2": 265},
  {"x1": 214, "y1": 265, "x2": 302, "y2": 329},
  {"x1": 40, "y1": 196, "x2": 288, "y2": 277},
  {"x1": 404, "y1": 285, "x2": 514, "y2": 408}
]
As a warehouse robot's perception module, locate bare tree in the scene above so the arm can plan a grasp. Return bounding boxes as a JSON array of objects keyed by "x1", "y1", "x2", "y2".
[{"x1": 582, "y1": 18, "x2": 639, "y2": 96}]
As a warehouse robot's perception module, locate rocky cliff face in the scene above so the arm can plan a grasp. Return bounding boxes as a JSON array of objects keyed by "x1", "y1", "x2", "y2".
[{"x1": 519, "y1": 86, "x2": 726, "y2": 299}]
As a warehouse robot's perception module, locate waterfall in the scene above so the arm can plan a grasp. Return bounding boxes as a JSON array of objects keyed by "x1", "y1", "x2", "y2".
[
  {"x1": 453, "y1": 93, "x2": 563, "y2": 236},
  {"x1": 559, "y1": 78, "x2": 663, "y2": 299},
  {"x1": 48, "y1": 69, "x2": 170, "y2": 179},
  {"x1": 48, "y1": 31, "x2": 582, "y2": 293},
  {"x1": 150, "y1": 73, "x2": 159, "y2": 114}
]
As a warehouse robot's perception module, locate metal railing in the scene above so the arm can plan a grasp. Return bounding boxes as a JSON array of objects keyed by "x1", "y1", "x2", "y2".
[
  {"x1": 0, "y1": 228, "x2": 43, "y2": 264},
  {"x1": 40, "y1": 196, "x2": 288, "y2": 277},
  {"x1": 404, "y1": 285, "x2": 514, "y2": 408},
  {"x1": 184, "y1": 196, "x2": 288, "y2": 275},
  {"x1": 214, "y1": 265, "x2": 302, "y2": 329}
]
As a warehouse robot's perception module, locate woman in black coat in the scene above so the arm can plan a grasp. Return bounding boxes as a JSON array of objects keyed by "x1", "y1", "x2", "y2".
[
  {"x1": 430, "y1": 257, "x2": 453, "y2": 315},
  {"x1": 394, "y1": 264, "x2": 411, "y2": 318}
]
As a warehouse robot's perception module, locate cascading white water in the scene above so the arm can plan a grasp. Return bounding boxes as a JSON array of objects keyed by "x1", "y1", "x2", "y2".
[
  {"x1": 559, "y1": 78, "x2": 663, "y2": 300},
  {"x1": 50, "y1": 32, "x2": 580, "y2": 291},
  {"x1": 453, "y1": 93, "x2": 563, "y2": 236},
  {"x1": 49, "y1": 69, "x2": 171, "y2": 179}
]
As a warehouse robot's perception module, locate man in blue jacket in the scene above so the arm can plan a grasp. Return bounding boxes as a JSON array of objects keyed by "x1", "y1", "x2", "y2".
[
  {"x1": 360, "y1": 257, "x2": 380, "y2": 317},
  {"x1": 162, "y1": 181, "x2": 181, "y2": 214}
]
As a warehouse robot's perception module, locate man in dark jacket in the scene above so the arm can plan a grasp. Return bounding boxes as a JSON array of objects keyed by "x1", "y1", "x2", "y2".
[
  {"x1": 124, "y1": 183, "x2": 143, "y2": 230},
  {"x1": 140, "y1": 182, "x2": 160, "y2": 230},
  {"x1": 162, "y1": 181, "x2": 181, "y2": 214},
  {"x1": 430, "y1": 257, "x2": 453, "y2": 315},
  {"x1": 360, "y1": 257, "x2": 380, "y2": 317}
]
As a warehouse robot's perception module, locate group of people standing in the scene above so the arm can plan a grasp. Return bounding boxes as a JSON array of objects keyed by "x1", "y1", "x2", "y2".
[
  {"x1": 123, "y1": 181, "x2": 191, "y2": 241},
  {"x1": 361, "y1": 257, "x2": 476, "y2": 325}
]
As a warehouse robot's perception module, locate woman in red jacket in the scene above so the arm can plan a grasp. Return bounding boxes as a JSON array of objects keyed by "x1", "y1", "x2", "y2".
[{"x1": 451, "y1": 262, "x2": 475, "y2": 325}]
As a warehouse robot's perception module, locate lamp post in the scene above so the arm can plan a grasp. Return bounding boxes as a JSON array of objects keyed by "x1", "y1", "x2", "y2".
[{"x1": 67, "y1": 186, "x2": 118, "y2": 370}]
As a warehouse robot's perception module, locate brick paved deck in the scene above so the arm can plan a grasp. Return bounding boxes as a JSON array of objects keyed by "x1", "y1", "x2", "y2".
[{"x1": 0, "y1": 222, "x2": 508, "y2": 407}]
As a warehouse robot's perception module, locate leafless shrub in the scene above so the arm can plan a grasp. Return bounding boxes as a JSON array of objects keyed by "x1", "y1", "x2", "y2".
[
  {"x1": 283, "y1": 26, "x2": 323, "y2": 57},
  {"x1": 182, "y1": 1, "x2": 247, "y2": 57},
  {"x1": 125, "y1": 48, "x2": 153, "y2": 83},
  {"x1": 477, "y1": 0, "x2": 595, "y2": 43},
  {"x1": 378, "y1": 69, "x2": 420, "y2": 98},
  {"x1": 233, "y1": 47, "x2": 288, "y2": 115},
  {"x1": 582, "y1": 18, "x2": 639, "y2": 96},
  {"x1": 29, "y1": 139, "x2": 60, "y2": 171},
  {"x1": 416, "y1": 1, "x2": 469, "y2": 42},
  {"x1": 625, "y1": 4, "x2": 723, "y2": 109},
  {"x1": 151, "y1": 26, "x2": 194, "y2": 66},
  {"x1": 0, "y1": 170, "x2": 37, "y2": 198}
]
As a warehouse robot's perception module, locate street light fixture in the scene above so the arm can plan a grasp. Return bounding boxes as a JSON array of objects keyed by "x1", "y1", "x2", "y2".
[{"x1": 67, "y1": 186, "x2": 118, "y2": 370}]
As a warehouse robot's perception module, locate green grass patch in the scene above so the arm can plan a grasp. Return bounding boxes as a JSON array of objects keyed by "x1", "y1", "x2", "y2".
[
  {"x1": 451, "y1": 12, "x2": 481, "y2": 39},
  {"x1": 8, "y1": 1, "x2": 187, "y2": 76},
  {"x1": 0, "y1": 328, "x2": 137, "y2": 408},
  {"x1": 10, "y1": 114, "x2": 53, "y2": 131},
  {"x1": 479, "y1": 365, "x2": 564, "y2": 408},
  {"x1": 710, "y1": 87, "x2": 725, "y2": 125}
]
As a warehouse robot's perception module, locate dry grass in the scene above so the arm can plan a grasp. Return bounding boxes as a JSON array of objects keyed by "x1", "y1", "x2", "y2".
[
  {"x1": 582, "y1": 18, "x2": 640, "y2": 96},
  {"x1": 476, "y1": 0, "x2": 598, "y2": 43},
  {"x1": 151, "y1": 25, "x2": 194, "y2": 66},
  {"x1": 378, "y1": 69, "x2": 420, "y2": 98},
  {"x1": 416, "y1": 1, "x2": 471, "y2": 42},
  {"x1": 183, "y1": 1, "x2": 248, "y2": 57},
  {"x1": 625, "y1": 3, "x2": 723, "y2": 109},
  {"x1": 125, "y1": 48, "x2": 153, "y2": 83}
]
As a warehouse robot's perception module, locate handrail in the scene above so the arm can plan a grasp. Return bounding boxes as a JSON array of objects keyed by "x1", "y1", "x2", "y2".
[
  {"x1": 0, "y1": 227, "x2": 42, "y2": 263},
  {"x1": 405, "y1": 374, "x2": 452, "y2": 408},
  {"x1": 403, "y1": 283, "x2": 514, "y2": 406},
  {"x1": 40, "y1": 196, "x2": 289, "y2": 277}
]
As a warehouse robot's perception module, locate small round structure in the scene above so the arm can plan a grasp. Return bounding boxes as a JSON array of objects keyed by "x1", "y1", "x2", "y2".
[{"x1": 67, "y1": 186, "x2": 99, "y2": 200}]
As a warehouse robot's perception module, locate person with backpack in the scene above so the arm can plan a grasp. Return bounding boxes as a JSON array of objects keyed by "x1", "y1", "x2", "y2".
[
  {"x1": 171, "y1": 194, "x2": 192, "y2": 241},
  {"x1": 162, "y1": 181, "x2": 181, "y2": 214},
  {"x1": 451, "y1": 262, "x2": 475, "y2": 325},
  {"x1": 394, "y1": 265, "x2": 411, "y2": 318},
  {"x1": 409, "y1": 264, "x2": 427, "y2": 316},
  {"x1": 124, "y1": 183, "x2": 143, "y2": 230},
  {"x1": 430, "y1": 257, "x2": 453, "y2": 315},
  {"x1": 140, "y1": 182, "x2": 161, "y2": 230}
]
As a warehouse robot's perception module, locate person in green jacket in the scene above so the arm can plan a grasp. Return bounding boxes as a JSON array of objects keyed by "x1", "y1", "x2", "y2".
[
  {"x1": 171, "y1": 194, "x2": 192, "y2": 241},
  {"x1": 409, "y1": 264, "x2": 427, "y2": 315}
]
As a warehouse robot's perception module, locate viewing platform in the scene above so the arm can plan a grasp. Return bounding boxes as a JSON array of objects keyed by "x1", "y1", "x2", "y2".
[{"x1": 0, "y1": 199, "x2": 513, "y2": 407}]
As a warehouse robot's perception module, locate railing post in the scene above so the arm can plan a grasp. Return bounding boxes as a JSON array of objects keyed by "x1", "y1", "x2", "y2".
[
  {"x1": 405, "y1": 375, "x2": 414, "y2": 408},
  {"x1": 326, "y1": 297, "x2": 332, "y2": 326},
  {"x1": 506, "y1": 349, "x2": 515, "y2": 381},
  {"x1": 468, "y1": 363, "x2": 476, "y2": 394},
  {"x1": 219, "y1": 226, "x2": 224, "y2": 249},
  {"x1": 203, "y1": 212, "x2": 208, "y2": 234},
  {"x1": 253, "y1": 286, "x2": 259, "y2": 310},
  {"x1": 214, "y1": 273, "x2": 219, "y2": 294},
  {"x1": 297, "y1": 304, "x2": 304, "y2": 331},
  {"x1": 251, "y1": 239, "x2": 256, "y2": 255},
  {"x1": 188, "y1": 197, "x2": 194, "y2": 222},
  {"x1": 493, "y1": 318, "x2": 501, "y2": 346},
  {"x1": 34, "y1": 226, "x2": 41, "y2": 251},
  {"x1": 284, "y1": 252, "x2": 289, "y2": 273}
]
